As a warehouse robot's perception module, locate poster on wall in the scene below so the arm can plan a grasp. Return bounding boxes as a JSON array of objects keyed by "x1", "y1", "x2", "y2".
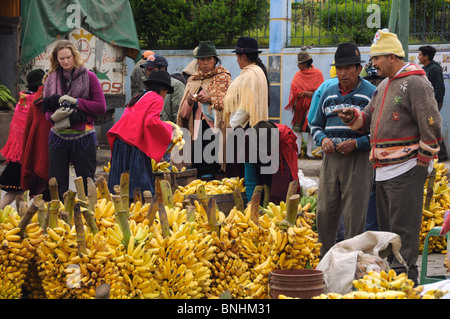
[{"x1": 409, "y1": 51, "x2": 450, "y2": 80}]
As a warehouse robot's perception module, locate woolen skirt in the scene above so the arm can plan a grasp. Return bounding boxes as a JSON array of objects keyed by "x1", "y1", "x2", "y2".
[
  {"x1": 108, "y1": 138, "x2": 155, "y2": 195},
  {"x1": 0, "y1": 161, "x2": 22, "y2": 192}
]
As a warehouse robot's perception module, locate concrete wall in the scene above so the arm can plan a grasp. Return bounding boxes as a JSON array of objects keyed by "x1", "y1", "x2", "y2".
[{"x1": 120, "y1": 44, "x2": 450, "y2": 151}]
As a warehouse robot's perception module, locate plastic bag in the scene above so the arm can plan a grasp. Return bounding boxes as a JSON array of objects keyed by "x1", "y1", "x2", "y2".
[
  {"x1": 298, "y1": 169, "x2": 318, "y2": 196},
  {"x1": 354, "y1": 252, "x2": 390, "y2": 279}
]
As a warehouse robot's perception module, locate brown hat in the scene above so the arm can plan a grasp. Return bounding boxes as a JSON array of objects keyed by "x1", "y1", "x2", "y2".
[{"x1": 297, "y1": 51, "x2": 312, "y2": 64}]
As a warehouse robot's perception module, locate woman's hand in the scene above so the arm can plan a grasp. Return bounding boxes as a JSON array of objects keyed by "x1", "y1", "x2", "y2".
[
  {"x1": 196, "y1": 91, "x2": 211, "y2": 104},
  {"x1": 59, "y1": 95, "x2": 78, "y2": 107},
  {"x1": 186, "y1": 92, "x2": 197, "y2": 106}
]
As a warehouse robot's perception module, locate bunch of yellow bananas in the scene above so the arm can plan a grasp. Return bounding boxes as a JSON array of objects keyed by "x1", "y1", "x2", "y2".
[
  {"x1": 102, "y1": 219, "x2": 158, "y2": 299},
  {"x1": 103, "y1": 162, "x2": 111, "y2": 173},
  {"x1": 149, "y1": 220, "x2": 215, "y2": 299},
  {"x1": 166, "y1": 121, "x2": 185, "y2": 151},
  {"x1": 178, "y1": 177, "x2": 245, "y2": 196},
  {"x1": 93, "y1": 198, "x2": 116, "y2": 231},
  {"x1": 0, "y1": 207, "x2": 42, "y2": 299},
  {"x1": 208, "y1": 224, "x2": 252, "y2": 298},
  {"x1": 35, "y1": 220, "x2": 86, "y2": 299},
  {"x1": 221, "y1": 199, "x2": 320, "y2": 299},
  {"x1": 420, "y1": 161, "x2": 449, "y2": 254},
  {"x1": 151, "y1": 159, "x2": 188, "y2": 173},
  {"x1": 313, "y1": 269, "x2": 449, "y2": 299}
]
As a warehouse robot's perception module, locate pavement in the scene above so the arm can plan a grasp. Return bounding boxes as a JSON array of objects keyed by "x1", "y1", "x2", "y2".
[
  {"x1": 297, "y1": 156, "x2": 450, "y2": 282},
  {"x1": 0, "y1": 146, "x2": 448, "y2": 283}
]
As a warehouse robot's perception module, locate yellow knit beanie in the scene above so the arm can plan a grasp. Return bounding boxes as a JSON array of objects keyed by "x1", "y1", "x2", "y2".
[
  {"x1": 329, "y1": 62, "x2": 336, "y2": 78},
  {"x1": 370, "y1": 29, "x2": 405, "y2": 58}
]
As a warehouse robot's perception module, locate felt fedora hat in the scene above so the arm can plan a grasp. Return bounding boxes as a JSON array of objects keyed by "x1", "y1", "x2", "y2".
[
  {"x1": 297, "y1": 51, "x2": 312, "y2": 64},
  {"x1": 27, "y1": 69, "x2": 46, "y2": 88},
  {"x1": 330, "y1": 42, "x2": 365, "y2": 66},
  {"x1": 194, "y1": 41, "x2": 218, "y2": 58},
  {"x1": 143, "y1": 69, "x2": 174, "y2": 94},
  {"x1": 232, "y1": 37, "x2": 262, "y2": 54}
]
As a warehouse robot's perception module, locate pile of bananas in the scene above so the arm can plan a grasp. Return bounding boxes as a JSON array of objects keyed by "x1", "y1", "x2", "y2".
[
  {"x1": 0, "y1": 205, "x2": 42, "y2": 299},
  {"x1": 151, "y1": 160, "x2": 187, "y2": 173},
  {"x1": 313, "y1": 269, "x2": 449, "y2": 299},
  {"x1": 211, "y1": 193, "x2": 321, "y2": 299},
  {"x1": 0, "y1": 84, "x2": 16, "y2": 111},
  {"x1": 165, "y1": 121, "x2": 185, "y2": 152},
  {"x1": 178, "y1": 177, "x2": 245, "y2": 196},
  {"x1": 420, "y1": 161, "x2": 449, "y2": 254}
]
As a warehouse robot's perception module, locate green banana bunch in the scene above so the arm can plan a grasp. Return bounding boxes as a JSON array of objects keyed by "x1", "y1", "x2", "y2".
[{"x1": 0, "y1": 85, "x2": 16, "y2": 110}]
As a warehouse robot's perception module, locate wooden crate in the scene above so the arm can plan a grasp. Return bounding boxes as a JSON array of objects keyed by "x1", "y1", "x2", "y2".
[
  {"x1": 154, "y1": 168, "x2": 197, "y2": 190},
  {"x1": 187, "y1": 191, "x2": 247, "y2": 215}
]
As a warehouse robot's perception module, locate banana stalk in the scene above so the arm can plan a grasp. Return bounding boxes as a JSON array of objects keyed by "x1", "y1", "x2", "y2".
[
  {"x1": 133, "y1": 188, "x2": 142, "y2": 203},
  {"x1": 285, "y1": 194, "x2": 300, "y2": 226},
  {"x1": 81, "y1": 208, "x2": 98, "y2": 235},
  {"x1": 48, "y1": 177, "x2": 59, "y2": 201},
  {"x1": 232, "y1": 188, "x2": 245, "y2": 213},
  {"x1": 158, "y1": 202, "x2": 171, "y2": 238},
  {"x1": 35, "y1": 194, "x2": 46, "y2": 227},
  {"x1": 74, "y1": 203, "x2": 87, "y2": 255},
  {"x1": 250, "y1": 185, "x2": 263, "y2": 226},
  {"x1": 206, "y1": 197, "x2": 219, "y2": 234},
  {"x1": 63, "y1": 190, "x2": 76, "y2": 225},
  {"x1": 146, "y1": 196, "x2": 159, "y2": 226},
  {"x1": 96, "y1": 176, "x2": 112, "y2": 202},
  {"x1": 74, "y1": 176, "x2": 87, "y2": 202},
  {"x1": 285, "y1": 180, "x2": 299, "y2": 204},
  {"x1": 112, "y1": 195, "x2": 131, "y2": 248},
  {"x1": 425, "y1": 167, "x2": 436, "y2": 210},
  {"x1": 87, "y1": 177, "x2": 97, "y2": 212},
  {"x1": 120, "y1": 172, "x2": 130, "y2": 211},
  {"x1": 160, "y1": 179, "x2": 174, "y2": 208},
  {"x1": 143, "y1": 190, "x2": 153, "y2": 203},
  {"x1": 48, "y1": 200, "x2": 60, "y2": 229},
  {"x1": 17, "y1": 198, "x2": 43, "y2": 238},
  {"x1": 186, "y1": 205, "x2": 196, "y2": 222}
]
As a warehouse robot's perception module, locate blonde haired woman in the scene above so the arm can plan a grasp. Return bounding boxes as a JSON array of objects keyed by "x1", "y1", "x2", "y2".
[{"x1": 42, "y1": 39, "x2": 106, "y2": 199}]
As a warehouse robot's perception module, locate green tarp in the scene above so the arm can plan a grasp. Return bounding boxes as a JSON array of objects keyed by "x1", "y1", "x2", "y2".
[{"x1": 20, "y1": 0, "x2": 141, "y2": 65}]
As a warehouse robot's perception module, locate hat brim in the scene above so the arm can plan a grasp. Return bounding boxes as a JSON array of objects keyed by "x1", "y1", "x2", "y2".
[
  {"x1": 194, "y1": 53, "x2": 218, "y2": 58},
  {"x1": 140, "y1": 61, "x2": 154, "y2": 68},
  {"x1": 330, "y1": 59, "x2": 365, "y2": 66},
  {"x1": 143, "y1": 79, "x2": 174, "y2": 94},
  {"x1": 297, "y1": 58, "x2": 312, "y2": 64},
  {"x1": 232, "y1": 48, "x2": 262, "y2": 54},
  {"x1": 27, "y1": 80, "x2": 43, "y2": 88}
]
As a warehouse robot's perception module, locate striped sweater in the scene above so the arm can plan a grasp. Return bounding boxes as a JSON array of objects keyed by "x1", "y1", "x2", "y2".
[
  {"x1": 345, "y1": 63, "x2": 442, "y2": 167},
  {"x1": 310, "y1": 78, "x2": 376, "y2": 151}
]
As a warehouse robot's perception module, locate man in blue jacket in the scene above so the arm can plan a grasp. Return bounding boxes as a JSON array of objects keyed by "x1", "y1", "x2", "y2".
[{"x1": 310, "y1": 43, "x2": 376, "y2": 257}]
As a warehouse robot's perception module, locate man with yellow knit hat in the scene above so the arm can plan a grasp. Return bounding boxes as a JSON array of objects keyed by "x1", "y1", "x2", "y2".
[{"x1": 336, "y1": 29, "x2": 442, "y2": 285}]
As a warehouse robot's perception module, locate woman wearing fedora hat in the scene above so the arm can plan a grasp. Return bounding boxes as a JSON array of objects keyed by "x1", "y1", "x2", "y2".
[
  {"x1": 223, "y1": 36, "x2": 271, "y2": 192},
  {"x1": 177, "y1": 40, "x2": 232, "y2": 178},
  {"x1": 107, "y1": 69, "x2": 177, "y2": 195},
  {"x1": 0, "y1": 69, "x2": 46, "y2": 208},
  {"x1": 285, "y1": 50, "x2": 324, "y2": 159}
]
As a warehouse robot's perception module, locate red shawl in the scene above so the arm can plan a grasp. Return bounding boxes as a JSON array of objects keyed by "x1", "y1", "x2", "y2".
[
  {"x1": 21, "y1": 86, "x2": 52, "y2": 195},
  {"x1": 284, "y1": 66, "x2": 324, "y2": 130},
  {"x1": 107, "y1": 91, "x2": 172, "y2": 163},
  {"x1": 275, "y1": 123, "x2": 299, "y2": 182},
  {"x1": 1, "y1": 91, "x2": 36, "y2": 162}
]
